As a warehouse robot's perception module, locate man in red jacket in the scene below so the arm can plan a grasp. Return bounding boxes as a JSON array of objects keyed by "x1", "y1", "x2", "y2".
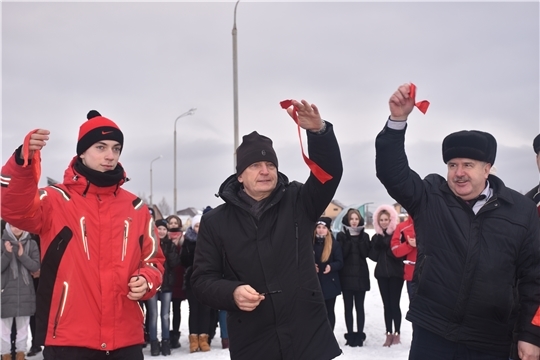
[{"x1": 1, "y1": 110, "x2": 165, "y2": 360}]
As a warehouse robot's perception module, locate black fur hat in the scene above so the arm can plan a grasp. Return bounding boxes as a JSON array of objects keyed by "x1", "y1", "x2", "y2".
[{"x1": 442, "y1": 130, "x2": 497, "y2": 165}]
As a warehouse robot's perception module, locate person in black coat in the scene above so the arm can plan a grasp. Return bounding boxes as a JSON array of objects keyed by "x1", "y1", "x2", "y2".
[
  {"x1": 313, "y1": 217, "x2": 343, "y2": 331},
  {"x1": 368, "y1": 204, "x2": 403, "y2": 347},
  {"x1": 525, "y1": 133, "x2": 540, "y2": 217},
  {"x1": 181, "y1": 215, "x2": 213, "y2": 353},
  {"x1": 191, "y1": 100, "x2": 343, "y2": 360},
  {"x1": 376, "y1": 83, "x2": 540, "y2": 360},
  {"x1": 337, "y1": 208, "x2": 371, "y2": 347}
]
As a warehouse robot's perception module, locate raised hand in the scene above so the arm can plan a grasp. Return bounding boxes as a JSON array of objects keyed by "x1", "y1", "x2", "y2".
[
  {"x1": 287, "y1": 100, "x2": 324, "y2": 132},
  {"x1": 389, "y1": 84, "x2": 415, "y2": 121}
]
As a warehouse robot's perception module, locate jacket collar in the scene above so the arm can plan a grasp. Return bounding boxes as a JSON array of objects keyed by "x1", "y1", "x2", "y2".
[{"x1": 439, "y1": 174, "x2": 514, "y2": 206}]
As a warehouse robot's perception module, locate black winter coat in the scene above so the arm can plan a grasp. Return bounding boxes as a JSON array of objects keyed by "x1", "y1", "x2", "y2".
[
  {"x1": 180, "y1": 229, "x2": 197, "y2": 291},
  {"x1": 375, "y1": 123, "x2": 540, "y2": 357},
  {"x1": 368, "y1": 232, "x2": 404, "y2": 280},
  {"x1": 313, "y1": 237, "x2": 343, "y2": 300},
  {"x1": 191, "y1": 123, "x2": 343, "y2": 360},
  {"x1": 159, "y1": 237, "x2": 181, "y2": 292},
  {"x1": 337, "y1": 228, "x2": 371, "y2": 292}
]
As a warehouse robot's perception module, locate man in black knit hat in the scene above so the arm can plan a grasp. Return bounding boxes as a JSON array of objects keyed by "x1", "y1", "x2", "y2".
[
  {"x1": 0, "y1": 111, "x2": 165, "y2": 360},
  {"x1": 191, "y1": 99, "x2": 343, "y2": 360},
  {"x1": 376, "y1": 83, "x2": 540, "y2": 360}
]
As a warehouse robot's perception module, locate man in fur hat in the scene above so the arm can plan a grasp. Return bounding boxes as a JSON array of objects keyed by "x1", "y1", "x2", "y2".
[
  {"x1": 191, "y1": 99, "x2": 343, "y2": 360},
  {"x1": 375, "y1": 83, "x2": 540, "y2": 360}
]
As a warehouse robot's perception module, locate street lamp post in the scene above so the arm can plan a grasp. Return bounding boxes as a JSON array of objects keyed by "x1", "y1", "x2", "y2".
[
  {"x1": 232, "y1": 0, "x2": 240, "y2": 170},
  {"x1": 173, "y1": 108, "x2": 197, "y2": 214},
  {"x1": 150, "y1": 155, "x2": 162, "y2": 207}
]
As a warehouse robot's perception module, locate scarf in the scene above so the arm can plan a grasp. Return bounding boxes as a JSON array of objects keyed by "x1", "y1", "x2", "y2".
[
  {"x1": 344, "y1": 224, "x2": 364, "y2": 236},
  {"x1": 2, "y1": 225, "x2": 31, "y2": 286},
  {"x1": 74, "y1": 157, "x2": 125, "y2": 187},
  {"x1": 185, "y1": 227, "x2": 198, "y2": 242}
]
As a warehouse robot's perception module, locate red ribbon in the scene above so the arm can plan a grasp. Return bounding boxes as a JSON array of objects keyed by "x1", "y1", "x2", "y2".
[
  {"x1": 22, "y1": 129, "x2": 42, "y2": 183},
  {"x1": 410, "y1": 83, "x2": 430, "y2": 114},
  {"x1": 279, "y1": 100, "x2": 333, "y2": 184}
]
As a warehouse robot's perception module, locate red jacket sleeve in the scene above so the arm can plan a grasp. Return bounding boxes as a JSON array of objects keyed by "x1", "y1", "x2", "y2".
[{"x1": 135, "y1": 214, "x2": 165, "y2": 300}]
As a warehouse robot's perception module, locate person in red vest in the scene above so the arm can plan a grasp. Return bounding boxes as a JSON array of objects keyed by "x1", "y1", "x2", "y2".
[{"x1": 390, "y1": 215, "x2": 417, "y2": 301}]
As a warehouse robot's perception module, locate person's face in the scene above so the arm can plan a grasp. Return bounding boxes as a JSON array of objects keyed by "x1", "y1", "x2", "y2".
[
  {"x1": 349, "y1": 213, "x2": 360, "y2": 227},
  {"x1": 80, "y1": 140, "x2": 121, "y2": 172},
  {"x1": 536, "y1": 153, "x2": 540, "y2": 173},
  {"x1": 193, "y1": 223, "x2": 200, "y2": 234},
  {"x1": 157, "y1": 226, "x2": 168, "y2": 239},
  {"x1": 168, "y1": 218, "x2": 179, "y2": 228},
  {"x1": 9, "y1": 225, "x2": 23, "y2": 238},
  {"x1": 378, "y1": 214, "x2": 390, "y2": 230},
  {"x1": 316, "y1": 224, "x2": 328, "y2": 236},
  {"x1": 237, "y1": 161, "x2": 278, "y2": 201},
  {"x1": 447, "y1": 158, "x2": 490, "y2": 201}
]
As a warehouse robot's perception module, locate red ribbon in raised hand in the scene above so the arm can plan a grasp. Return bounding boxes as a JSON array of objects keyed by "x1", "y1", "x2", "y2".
[
  {"x1": 22, "y1": 129, "x2": 42, "y2": 183},
  {"x1": 410, "y1": 83, "x2": 430, "y2": 114},
  {"x1": 279, "y1": 99, "x2": 333, "y2": 184}
]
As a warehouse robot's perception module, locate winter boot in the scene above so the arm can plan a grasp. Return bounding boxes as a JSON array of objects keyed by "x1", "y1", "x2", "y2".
[
  {"x1": 170, "y1": 330, "x2": 181, "y2": 349},
  {"x1": 2, "y1": 354, "x2": 11, "y2": 360},
  {"x1": 26, "y1": 346, "x2": 41, "y2": 357},
  {"x1": 392, "y1": 332, "x2": 401, "y2": 345},
  {"x1": 150, "y1": 340, "x2": 161, "y2": 356},
  {"x1": 198, "y1": 334, "x2": 211, "y2": 352},
  {"x1": 189, "y1": 334, "x2": 199, "y2": 353},
  {"x1": 161, "y1": 339, "x2": 171, "y2": 356},
  {"x1": 15, "y1": 353, "x2": 25, "y2": 360},
  {"x1": 221, "y1": 338, "x2": 229, "y2": 349},
  {"x1": 353, "y1": 333, "x2": 364, "y2": 346},
  {"x1": 383, "y1": 332, "x2": 393, "y2": 347},
  {"x1": 344, "y1": 333, "x2": 357, "y2": 347}
]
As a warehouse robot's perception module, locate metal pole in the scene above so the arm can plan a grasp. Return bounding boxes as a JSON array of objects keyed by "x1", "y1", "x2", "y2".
[
  {"x1": 232, "y1": 0, "x2": 240, "y2": 171},
  {"x1": 150, "y1": 155, "x2": 162, "y2": 206},
  {"x1": 173, "y1": 108, "x2": 197, "y2": 214}
]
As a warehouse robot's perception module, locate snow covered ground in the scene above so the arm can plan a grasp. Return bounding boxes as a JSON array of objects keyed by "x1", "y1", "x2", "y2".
[{"x1": 28, "y1": 230, "x2": 413, "y2": 359}]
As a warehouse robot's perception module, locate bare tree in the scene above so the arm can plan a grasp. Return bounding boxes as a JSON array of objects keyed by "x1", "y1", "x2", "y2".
[
  {"x1": 158, "y1": 197, "x2": 171, "y2": 217},
  {"x1": 138, "y1": 192, "x2": 149, "y2": 204}
]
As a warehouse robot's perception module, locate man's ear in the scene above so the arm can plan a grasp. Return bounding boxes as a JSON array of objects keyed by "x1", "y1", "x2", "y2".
[{"x1": 237, "y1": 174, "x2": 243, "y2": 183}]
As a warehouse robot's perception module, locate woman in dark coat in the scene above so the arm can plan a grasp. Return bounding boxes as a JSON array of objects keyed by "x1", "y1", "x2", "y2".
[
  {"x1": 313, "y1": 217, "x2": 343, "y2": 331},
  {"x1": 337, "y1": 208, "x2": 371, "y2": 347},
  {"x1": 181, "y1": 215, "x2": 213, "y2": 353},
  {"x1": 369, "y1": 204, "x2": 403, "y2": 347}
]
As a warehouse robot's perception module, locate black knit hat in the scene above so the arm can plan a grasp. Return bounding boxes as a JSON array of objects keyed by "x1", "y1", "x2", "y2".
[
  {"x1": 442, "y1": 130, "x2": 497, "y2": 165},
  {"x1": 236, "y1": 131, "x2": 278, "y2": 175},
  {"x1": 155, "y1": 219, "x2": 168, "y2": 228},
  {"x1": 317, "y1": 217, "x2": 332, "y2": 229},
  {"x1": 77, "y1": 110, "x2": 124, "y2": 156},
  {"x1": 533, "y1": 134, "x2": 540, "y2": 154}
]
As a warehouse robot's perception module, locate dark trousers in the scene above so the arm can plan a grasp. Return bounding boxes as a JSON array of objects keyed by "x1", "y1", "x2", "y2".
[
  {"x1": 186, "y1": 289, "x2": 212, "y2": 334},
  {"x1": 43, "y1": 345, "x2": 143, "y2": 360},
  {"x1": 171, "y1": 298, "x2": 183, "y2": 332},
  {"x1": 342, "y1": 290, "x2": 366, "y2": 334},
  {"x1": 409, "y1": 324, "x2": 508, "y2": 360},
  {"x1": 324, "y1": 297, "x2": 337, "y2": 330},
  {"x1": 377, "y1": 277, "x2": 404, "y2": 333}
]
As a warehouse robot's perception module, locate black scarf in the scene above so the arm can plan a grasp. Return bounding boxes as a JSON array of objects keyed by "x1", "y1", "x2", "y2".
[{"x1": 74, "y1": 158, "x2": 125, "y2": 187}]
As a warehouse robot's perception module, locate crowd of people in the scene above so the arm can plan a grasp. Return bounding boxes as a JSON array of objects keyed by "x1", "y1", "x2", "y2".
[{"x1": 1, "y1": 85, "x2": 539, "y2": 360}]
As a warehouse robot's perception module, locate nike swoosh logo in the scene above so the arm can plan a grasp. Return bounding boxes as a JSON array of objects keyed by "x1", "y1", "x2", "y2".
[{"x1": 102, "y1": 131, "x2": 113, "y2": 135}]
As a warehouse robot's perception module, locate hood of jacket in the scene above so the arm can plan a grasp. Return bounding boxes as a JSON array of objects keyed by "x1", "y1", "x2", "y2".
[{"x1": 373, "y1": 204, "x2": 399, "y2": 235}]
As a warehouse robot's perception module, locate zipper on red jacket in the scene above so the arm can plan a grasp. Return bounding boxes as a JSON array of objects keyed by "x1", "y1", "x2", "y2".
[
  {"x1": 80, "y1": 217, "x2": 90, "y2": 260},
  {"x1": 53, "y1": 282, "x2": 69, "y2": 338},
  {"x1": 122, "y1": 220, "x2": 130, "y2": 261}
]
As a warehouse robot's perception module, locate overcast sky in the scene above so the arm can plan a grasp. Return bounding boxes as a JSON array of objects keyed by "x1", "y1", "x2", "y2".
[{"x1": 2, "y1": 1, "x2": 539, "y2": 215}]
